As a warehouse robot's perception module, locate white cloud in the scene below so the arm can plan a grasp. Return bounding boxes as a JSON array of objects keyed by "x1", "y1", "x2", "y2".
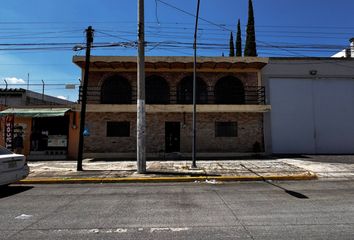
[
  {"x1": 56, "y1": 96, "x2": 67, "y2": 100},
  {"x1": 4, "y1": 77, "x2": 26, "y2": 84}
]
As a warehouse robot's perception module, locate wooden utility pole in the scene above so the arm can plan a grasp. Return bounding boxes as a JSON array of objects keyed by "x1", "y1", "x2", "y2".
[
  {"x1": 192, "y1": 0, "x2": 201, "y2": 168},
  {"x1": 137, "y1": 0, "x2": 146, "y2": 173},
  {"x1": 77, "y1": 26, "x2": 94, "y2": 171}
]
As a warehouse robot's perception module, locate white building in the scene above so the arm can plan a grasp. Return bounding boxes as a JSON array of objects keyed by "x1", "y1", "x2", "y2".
[
  {"x1": 332, "y1": 38, "x2": 354, "y2": 58},
  {"x1": 262, "y1": 57, "x2": 354, "y2": 154}
]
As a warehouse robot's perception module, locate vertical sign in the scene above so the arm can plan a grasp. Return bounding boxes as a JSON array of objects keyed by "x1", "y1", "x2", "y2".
[{"x1": 5, "y1": 115, "x2": 14, "y2": 150}]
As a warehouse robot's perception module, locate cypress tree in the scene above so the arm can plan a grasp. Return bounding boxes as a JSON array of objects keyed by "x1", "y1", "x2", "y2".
[
  {"x1": 236, "y1": 19, "x2": 242, "y2": 56},
  {"x1": 244, "y1": 0, "x2": 257, "y2": 56},
  {"x1": 229, "y1": 32, "x2": 235, "y2": 57}
]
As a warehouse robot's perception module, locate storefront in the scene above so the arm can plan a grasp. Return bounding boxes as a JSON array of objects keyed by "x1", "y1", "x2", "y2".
[{"x1": 0, "y1": 108, "x2": 79, "y2": 160}]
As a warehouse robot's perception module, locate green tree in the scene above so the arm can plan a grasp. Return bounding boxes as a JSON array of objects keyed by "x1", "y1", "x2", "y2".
[
  {"x1": 229, "y1": 32, "x2": 235, "y2": 57},
  {"x1": 236, "y1": 19, "x2": 242, "y2": 56},
  {"x1": 244, "y1": 0, "x2": 257, "y2": 56}
]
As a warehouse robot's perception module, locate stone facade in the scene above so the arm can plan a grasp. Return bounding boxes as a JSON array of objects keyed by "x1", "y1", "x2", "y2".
[
  {"x1": 86, "y1": 71, "x2": 259, "y2": 104},
  {"x1": 84, "y1": 112, "x2": 263, "y2": 154},
  {"x1": 73, "y1": 56, "x2": 268, "y2": 157}
]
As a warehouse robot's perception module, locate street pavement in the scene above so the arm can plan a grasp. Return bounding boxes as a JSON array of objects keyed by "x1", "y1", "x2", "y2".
[
  {"x1": 19, "y1": 155, "x2": 354, "y2": 183},
  {"x1": 1, "y1": 181, "x2": 354, "y2": 239}
]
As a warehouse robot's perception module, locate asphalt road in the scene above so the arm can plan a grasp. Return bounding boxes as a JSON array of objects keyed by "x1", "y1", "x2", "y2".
[{"x1": 1, "y1": 180, "x2": 354, "y2": 240}]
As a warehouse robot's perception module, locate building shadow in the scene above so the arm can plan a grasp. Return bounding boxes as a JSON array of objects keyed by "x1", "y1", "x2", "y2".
[
  {"x1": 88, "y1": 154, "x2": 354, "y2": 164},
  {"x1": 271, "y1": 154, "x2": 310, "y2": 159},
  {"x1": 146, "y1": 170, "x2": 221, "y2": 177},
  {"x1": 88, "y1": 154, "x2": 283, "y2": 162}
]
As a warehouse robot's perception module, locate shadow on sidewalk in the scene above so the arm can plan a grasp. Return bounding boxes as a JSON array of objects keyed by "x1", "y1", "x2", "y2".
[
  {"x1": 88, "y1": 154, "x2": 297, "y2": 162},
  {"x1": 75, "y1": 169, "x2": 221, "y2": 177},
  {"x1": 146, "y1": 170, "x2": 221, "y2": 177}
]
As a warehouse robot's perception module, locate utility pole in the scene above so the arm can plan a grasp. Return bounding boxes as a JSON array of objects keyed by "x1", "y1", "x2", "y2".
[
  {"x1": 192, "y1": 0, "x2": 201, "y2": 168},
  {"x1": 41, "y1": 80, "x2": 45, "y2": 101},
  {"x1": 4, "y1": 79, "x2": 8, "y2": 106},
  {"x1": 137, "y1": 0, "x2": 146, "y2": 173},
  {"x1": 27, "y1": 73, "x2": 30, "y2": 90},
  {"x1": 77, "y1": 26, "x2": 94, "y2": 171}
]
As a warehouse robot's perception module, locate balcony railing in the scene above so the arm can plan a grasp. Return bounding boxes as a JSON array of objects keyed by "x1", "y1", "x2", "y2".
[{"x1": 79, "y1": 86, "x2": 266, "y2": 105}]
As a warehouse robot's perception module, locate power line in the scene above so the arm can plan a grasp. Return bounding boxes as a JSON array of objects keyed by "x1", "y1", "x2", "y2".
[{"x1": 2, "y1": 20, "x2": 354, "y2": 31}]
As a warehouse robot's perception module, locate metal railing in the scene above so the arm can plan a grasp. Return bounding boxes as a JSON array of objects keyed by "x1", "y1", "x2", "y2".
[{"x1": 78, "y1": 86, "x2": 266, "y2": 105}]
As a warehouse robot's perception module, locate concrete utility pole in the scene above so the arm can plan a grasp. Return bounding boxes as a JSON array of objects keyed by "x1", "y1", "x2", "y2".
[
  {"x1": 4, "y1": 79, "x2": 8, "y2": 106},
  {"x1": 192, "y1": 0, "x2": 201, "y2": 168},
  {"x1": 27, "y1": 73, "x2": 30, "y2": 90},
  {"x1": 137, "y1": 0, "x2": 146, "y2": 173},
  {"x1": 77, "y1": 26, "x2": 94, "y2": 171},
  {"x1": 41, "y1": 80, "x2": 45, "y2": 101}
]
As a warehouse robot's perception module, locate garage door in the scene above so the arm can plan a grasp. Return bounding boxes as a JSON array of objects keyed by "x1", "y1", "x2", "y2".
[{"x1": 270, "y1": 78, "x2": 354, "y2": 154}]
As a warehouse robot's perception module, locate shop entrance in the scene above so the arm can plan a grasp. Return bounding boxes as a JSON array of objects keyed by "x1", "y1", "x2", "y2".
[{"x1": 30, "y1": 116, "x2": 69, "y2": 159}]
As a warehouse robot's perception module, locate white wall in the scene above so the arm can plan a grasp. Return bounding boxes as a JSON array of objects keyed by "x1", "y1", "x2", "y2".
[{"x1": 262, "y1": 58, "x2": 354, "y2": 154}]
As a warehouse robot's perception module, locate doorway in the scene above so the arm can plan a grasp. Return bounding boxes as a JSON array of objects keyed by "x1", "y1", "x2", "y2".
[
  {"x1": 29, "y1": 116, "x2": 69, "y2": 160},
  {"x1": 165, "y1": 122, "x2": 180, "y2": 153}
]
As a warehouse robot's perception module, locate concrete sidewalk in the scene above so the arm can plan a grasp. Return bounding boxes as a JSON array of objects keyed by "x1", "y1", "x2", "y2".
[
  {"x1": 281, "y1": 156, "x2": 354, "y2": 180},
  {"x1": 19, "y1": 158, "x2": 318, "y2": 184}
]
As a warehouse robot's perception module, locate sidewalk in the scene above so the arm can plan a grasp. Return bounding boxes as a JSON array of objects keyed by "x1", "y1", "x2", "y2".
[
  {"x1": 281, "y1": 156, "x2": 354, "y2": 180},
  {"x1": 19, "y1": 158, "x2": 319, "y2": 184}
]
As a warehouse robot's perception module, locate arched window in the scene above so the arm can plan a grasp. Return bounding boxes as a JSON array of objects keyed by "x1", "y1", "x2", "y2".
[
  {"x1": 146, "y1": 75, "x2": 169, "y2": 104},
  {"x1": 101, "y1": 75, "x2": 132, "y2": 104},
  {"x1": 214, "y1": 76, "x2": 245, "y2": 104},
  {"x1": 177, "y1": 76, "x2": 208, "y2": 104}
]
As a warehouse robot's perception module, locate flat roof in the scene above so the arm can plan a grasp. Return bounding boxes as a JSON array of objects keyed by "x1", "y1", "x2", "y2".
[
  {"x1": 269, "y1": 57, "x2": 354, "y2": 61},
  {"x1": 73, "y1": 56, "x2": 269, "y2": 70}
]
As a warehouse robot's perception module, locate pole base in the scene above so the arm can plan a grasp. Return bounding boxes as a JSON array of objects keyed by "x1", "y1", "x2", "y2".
[{"x1": 190, "y1": 165, "x2": 200, "y2": 170}]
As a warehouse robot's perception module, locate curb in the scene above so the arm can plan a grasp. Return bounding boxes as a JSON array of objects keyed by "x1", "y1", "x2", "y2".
[{"x1": 18, "y1": 172, "x2": 317, "y2": 184}]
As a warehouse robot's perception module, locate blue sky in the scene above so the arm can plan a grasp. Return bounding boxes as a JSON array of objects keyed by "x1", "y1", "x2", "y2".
[{"x1": 1, "y1": 0, "x2": 354, "y2": 101}]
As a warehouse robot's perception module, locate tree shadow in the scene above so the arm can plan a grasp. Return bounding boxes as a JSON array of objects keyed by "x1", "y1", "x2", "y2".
[
  {"x1": 240, "y1": 164, "x2": 309, "y2": 199},
  {"x1": 0, "y1": 186, "x2": 33, "y2": 199}
]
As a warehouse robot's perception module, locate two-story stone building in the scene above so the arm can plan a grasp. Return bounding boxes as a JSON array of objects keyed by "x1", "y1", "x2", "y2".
[{"x1": 73, "y1": 56, "x2": 270, "y2": 159}]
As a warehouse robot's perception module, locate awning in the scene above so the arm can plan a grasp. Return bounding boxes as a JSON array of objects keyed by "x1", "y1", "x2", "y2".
[{"x1": 0, "y1": 108, "x2": 71, "y2": 117}]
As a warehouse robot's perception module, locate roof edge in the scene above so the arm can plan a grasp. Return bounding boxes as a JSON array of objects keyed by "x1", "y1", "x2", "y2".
[{"x1": 73, "y1": 55, "x2": 268, "y2": 64}]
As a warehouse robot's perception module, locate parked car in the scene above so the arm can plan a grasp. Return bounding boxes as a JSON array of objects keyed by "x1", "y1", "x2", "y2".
[{"x1": 0, "y1": 146, "x2": 29, "y2": 186}]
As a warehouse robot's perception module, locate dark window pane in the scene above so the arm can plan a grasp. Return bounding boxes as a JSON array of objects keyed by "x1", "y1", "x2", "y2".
[
  {"x1": 215, "y1": 122, "x2": 237, "y2": 137},
  {"x1": 101, "y1": 76, "x2": 132, "y2": 104},
  {"x1": 177, "y1": 77, "x2": 208, "y2": 104},
  {"x1": 215, "y1": 76, "x2": 245, "y2": 104},
  {"x1": 107, "y1": 121, "x2": 130, "y2": 137},
  {"x1": 146, "y1": 76, "x2": 170, "y2": 104}
]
